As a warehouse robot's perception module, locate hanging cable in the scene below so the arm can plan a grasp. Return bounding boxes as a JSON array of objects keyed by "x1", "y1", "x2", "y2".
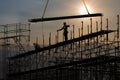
[
  {"x1": 82, "y1": 0, "x2": 90, "y2": 14},
  {"x1": 37, "y1": 2, "x2": 44, "y2": 41},
  {"x1": 41, "y1": 0, "x2": 49, "y2": 47},
  {"x1": 38, "y1": 0, "x2": 44, "y2": 17},
  {"x1": 42, "y1": 0, "x2": 49, "y2": 18}
]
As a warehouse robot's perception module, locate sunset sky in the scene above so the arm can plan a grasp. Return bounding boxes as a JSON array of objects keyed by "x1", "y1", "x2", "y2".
[{"x1": 0, "y1": 0, "x2": 120, "y2": 44}]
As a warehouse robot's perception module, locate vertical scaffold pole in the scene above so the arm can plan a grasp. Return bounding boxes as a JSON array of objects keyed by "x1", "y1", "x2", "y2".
[
  {"x1": 72, "y1": 25, "x2": 75, "y2": 53},
  {"x1": 78, "y1": 28, "x2": 80, "y2": 48},
  {"x1": 55, "y1": 34, "x2": 58, "y2": 53},
  {"x1": 117, "y1": 15, "x2": 119, "y2": 40},
  {"x1": 117, "y1": 15, "x2": 119, "y2": 56},
  {"x1": 101, "y1": 16, "x2": 103, "y2": 31},
  {"x1": 90, "y1": 18, "x2": 92, "y2": 58},
  {"x1": 49, "y1": 32, "x2": 51, "y2": 46},
  {"x1": 70, "y1": 31, "x2": 73, "y2": 49},
  {"x1": 73, "y1": 25, "x2": 75, "y2": 39},
  {"x1": 57, "y1": 31, "x2": 59, "y2": 43},
  {"x1": 28, "y1": 23, "x2": 31, "y2": 46},
  {"x1": 49, "y1": 33, "x2": 51, "y2": 57},
  {"x1": 100, "y1": 16, "x2": 103, "y2": 45},
  {"x1": 87, "y1": 25, "x2": 89, "y2": 48},
  {"x1": 81, "y1": 21, "x2": 83, "y2": 59},
  {"x1": 106, "y1": 18, "x2": 109, "y2": 55},
  {"x1": 95, "y1": 21, "x2": 98, "y2": 56},
  {"x1": 81, "y1": 21, "x2": 83, "y2": 37},
  {"x1": 43, "y1": 34, "x2": 44, "y2": 48},
  {"x1": 96, "y1": 21, "x2": 98, "y2": 44},
  {"x1": 106, "y1": 18, "x2": 109, "y2": 41},
  {"x1": 90, "y1": 18, "x2": 92, "y2": 34}
]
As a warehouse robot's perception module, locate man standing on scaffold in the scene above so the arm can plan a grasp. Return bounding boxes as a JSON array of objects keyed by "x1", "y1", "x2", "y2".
[{"x1": 57, "y1": 22, "x2": 70, "y2": 41}]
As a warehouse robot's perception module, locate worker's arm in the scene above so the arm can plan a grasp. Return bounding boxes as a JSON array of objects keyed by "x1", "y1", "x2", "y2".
[
  {"x1": 67, "y1": 25, "x2": 70, "y2": 27},
  {"x1": 57, "y1": 27, "x2": 64, "y2": 32}
]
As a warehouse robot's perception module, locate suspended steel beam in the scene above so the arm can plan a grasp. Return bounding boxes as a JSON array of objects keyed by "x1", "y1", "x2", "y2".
[{"x1": 28, "y1": 13, "x2": 103, "y2": 22}]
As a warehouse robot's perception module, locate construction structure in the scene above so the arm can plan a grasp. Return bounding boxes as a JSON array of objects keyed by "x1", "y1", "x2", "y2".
[
  {"x1": 0, "y1": 23, "x2": 31, "y2": 54},
  {"x1": 6, "y1": 14, "x2": 120, "y2": 80},
  {"x1": 0, "y1": 23, "x2": 30, "y2": 80}
]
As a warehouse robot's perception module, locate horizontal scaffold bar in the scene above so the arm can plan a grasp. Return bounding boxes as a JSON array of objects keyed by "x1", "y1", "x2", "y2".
[
  {"x1": 0, "y1": 35, "x2": 27, "y2": 40},
  {"x1": 28, "y1": 13, "x2": 103, "y2": 22},
  {"x1": 8, "y1": 56, "x2": 120, "y2": 76},
  {"x1": 8, "y1": 30, "x2": 115, "y2": 59}
]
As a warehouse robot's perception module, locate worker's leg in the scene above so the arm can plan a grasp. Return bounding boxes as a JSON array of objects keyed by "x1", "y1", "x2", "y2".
[{"x1": 65, "y1": 33, "x2": 68, "y2": 41}]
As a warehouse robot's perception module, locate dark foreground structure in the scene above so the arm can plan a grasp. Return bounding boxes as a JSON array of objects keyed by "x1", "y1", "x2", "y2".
[
  {"x1": 7, "y1": 14, "x2": 120, "y2": 80},
  {"x1": 8, "y1": 30, "x2": 120, "y2": 80}
]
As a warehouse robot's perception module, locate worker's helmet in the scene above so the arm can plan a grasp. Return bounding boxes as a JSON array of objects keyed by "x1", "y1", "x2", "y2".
[{"x1": 63, "y1": 22, "x2": 66, "y2": 25}]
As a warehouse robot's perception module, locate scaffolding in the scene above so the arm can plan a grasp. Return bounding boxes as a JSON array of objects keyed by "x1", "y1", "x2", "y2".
[
  {"x1": 7, "y1": 15, "x2": 120, "y2": 80},
  {"x1": 0, "y1": 23, "x2": 30, "y2": 80},
  {"x1": 0, "y1": 23, "x2": 31, "y2": 56}
]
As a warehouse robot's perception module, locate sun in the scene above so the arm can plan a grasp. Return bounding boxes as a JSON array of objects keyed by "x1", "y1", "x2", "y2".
[{"x1": 80, "y1": 5, "x2": 92, "y2": 15}]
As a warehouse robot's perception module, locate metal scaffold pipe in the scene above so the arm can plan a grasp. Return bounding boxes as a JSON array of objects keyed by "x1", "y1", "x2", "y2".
[{"x1": 117, "y1": 15, "x2": 119, "y2": 39}]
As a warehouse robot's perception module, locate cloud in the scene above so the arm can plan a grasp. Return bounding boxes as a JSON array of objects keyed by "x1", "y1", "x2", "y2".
[
  {"x1": 0, "y1": 0, "x2": 44, "y2": 23},
  {"x1": 0, "y1": 0, "x2": 83, "y2": 23}
]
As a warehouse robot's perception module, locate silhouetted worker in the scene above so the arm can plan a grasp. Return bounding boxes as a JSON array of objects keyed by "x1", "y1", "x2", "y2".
[
  {"x1": 57, "y1": 22, "x2": 70, "y2": 41},
  {"x1": 33, "y1": 43, "x2": 41, "y2": 51}
]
